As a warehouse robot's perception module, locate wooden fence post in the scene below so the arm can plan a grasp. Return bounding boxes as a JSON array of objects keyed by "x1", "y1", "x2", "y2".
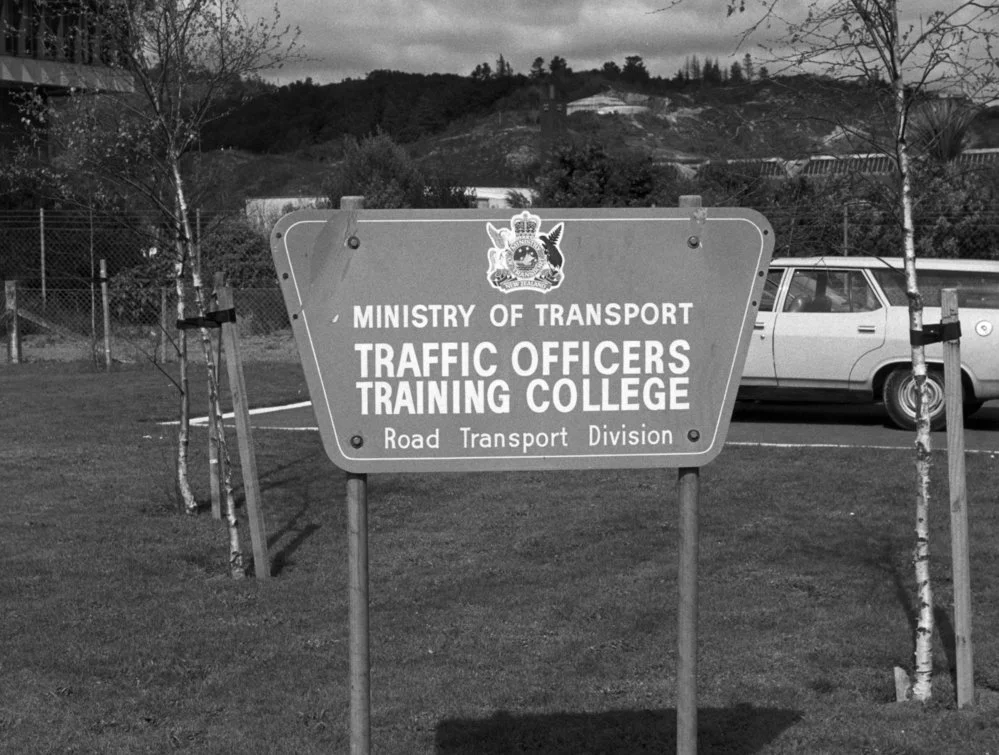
[
  {"x1": 39, "y1": 208, "x2": 46, "y2": 309},
  {"x1": 215, "y1": 281, "x2": 270, "y2": 579},
  {"x1": 5, "y1": 280, "x2": 21, "y2": 364},
  {"x1": 158, "y1": 287, "x2": 170, "y2": 364},
  {"x1": 942, "y1": 288, "x2": 974, "y2": 708},
  {"x1": 100, "y1": 259, "x2": 112, "y2": 371}
]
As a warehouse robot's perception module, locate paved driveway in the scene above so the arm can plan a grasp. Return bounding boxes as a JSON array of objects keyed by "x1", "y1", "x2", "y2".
[{"x1": 727, "y1": 400, "x2": 999, "y2": 454}]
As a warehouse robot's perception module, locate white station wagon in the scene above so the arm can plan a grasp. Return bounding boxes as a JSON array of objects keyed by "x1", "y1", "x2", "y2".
[{"x1": 739, "y1": 256, "x2": 999, "y2": 430}]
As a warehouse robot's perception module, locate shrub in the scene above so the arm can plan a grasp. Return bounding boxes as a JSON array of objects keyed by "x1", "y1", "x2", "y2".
[
  {"x1": 323, "y1": 131, "x2": 426, "y2": 209},
  {"x1": 535, "y1": 141, "x2": 683, "y2": 207},
  {"x1": 107, "y1": 255, "x2": 173, "y2": 325},
  {"x1": 322, "y1": 130, "x2": 474, "y2": 209},
  {"x1": 200, "y1": 217, "x2": 276, "y2": 287}
]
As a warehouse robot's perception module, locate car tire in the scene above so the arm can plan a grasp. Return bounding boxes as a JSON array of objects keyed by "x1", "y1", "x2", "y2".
[{"x1": 883, "y1": 367, "x2": 947, "y2": 431}]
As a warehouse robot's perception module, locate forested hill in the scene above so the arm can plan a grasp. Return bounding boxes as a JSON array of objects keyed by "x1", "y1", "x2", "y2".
[
  {"x1": 202, "y1": 70, "x2": 531, "y2": 153},
  {"x1": 201, "y1": 61, "x2": 821, "y2": 156},
  {"x1": 200, "y1": 65, "x2": 999, "y2": 192},
  {"x1": 206, "y1": 67, "x2": 999, "y2": 153}
]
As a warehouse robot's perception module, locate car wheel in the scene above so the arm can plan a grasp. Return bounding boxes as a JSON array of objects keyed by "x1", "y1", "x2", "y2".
[{"x1": 883, "y1": 367, "x2": 947, "y2": 431}]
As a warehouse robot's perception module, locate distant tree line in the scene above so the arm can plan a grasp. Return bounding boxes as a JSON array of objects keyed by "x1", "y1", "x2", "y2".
[
  {"x1": 200, "y1": 52, "x2": 780, "y2": 155},
  {"x1": 672, "y1": 53, "x2": 769, "y2": 85}
]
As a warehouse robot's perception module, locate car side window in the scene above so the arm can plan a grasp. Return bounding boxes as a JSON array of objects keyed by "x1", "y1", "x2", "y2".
[
  {"x1": 783, "y1": 269, "x2": 882, "y2": 313},
  {"x1": 759, "y1": 269, "x2": 784, "y2": 313},
  {"x1": 872, "y1": 269, "x2": 999, "y2": 309}
]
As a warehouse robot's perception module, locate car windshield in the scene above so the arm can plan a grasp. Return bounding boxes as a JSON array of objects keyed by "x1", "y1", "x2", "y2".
[{"x1": 872, "y1": 269, "x2": 999, "y2": 309}]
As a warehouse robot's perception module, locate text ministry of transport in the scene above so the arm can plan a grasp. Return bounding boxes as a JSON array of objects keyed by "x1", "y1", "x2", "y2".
[{"x1": 341, "y1": 302, "x2": 698, "y2": 453}]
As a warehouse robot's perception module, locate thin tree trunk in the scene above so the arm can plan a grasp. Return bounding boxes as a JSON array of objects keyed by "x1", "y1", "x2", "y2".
[
  {"x1": 219, "y1": 455, "x2": 246, "y2": 579},
  {"x1": 174, "y1": 261, "x2": 197, "y2": 515},
  {"x1": 173, "y1": 168, "x2": 245, "y2": 579},
  {"x1": 200, "y1": 213, "x2": 222, "y2": 520},
  {"x1": 191, "y1": 264, "x2": 245, "y2": 579},
  {"x1": 891, "y1": 13, "x2": 933, "y2": 701}
]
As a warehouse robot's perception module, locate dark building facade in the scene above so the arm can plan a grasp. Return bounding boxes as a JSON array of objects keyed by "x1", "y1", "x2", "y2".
[{"x1": 1, "y1": 0, "x2": 132, "y2": 145}]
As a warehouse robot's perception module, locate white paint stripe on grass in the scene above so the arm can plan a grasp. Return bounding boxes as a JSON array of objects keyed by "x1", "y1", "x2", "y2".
[
  {"x1": 158, "y1": 401, "x2": 313, "y2": 427},
  {"x1": 727, "y1": 441, "x2": 911, "y2": 451},
  {"x1": 245, "y1": 424, "x2": 319, "y2": 432}
]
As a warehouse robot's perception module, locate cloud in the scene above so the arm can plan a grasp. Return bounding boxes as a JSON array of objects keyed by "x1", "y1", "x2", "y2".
[
  {"x1": 244, "y1": 0, "x2": 749, "y2": 83},
  {"x1": 243, "y1": 0, "x2": 995, "y2": 93}
]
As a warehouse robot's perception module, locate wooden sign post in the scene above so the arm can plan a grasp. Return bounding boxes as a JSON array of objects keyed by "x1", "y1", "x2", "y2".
[
  {"x1": 340, "y1": 196, "x2": 371, "y2": 754},
  {"x1": 676, "y1": 465, "x2": 699, "y2": 753},
  {"x1": 215, "y1": 282, "x2": 271, "y2": 580},
  {"x1": 941, "y1": 288, "x2": 974, "y2": 708},
  {"x1": 676, "y1": 195, "x2": 701, "y2": 755}
]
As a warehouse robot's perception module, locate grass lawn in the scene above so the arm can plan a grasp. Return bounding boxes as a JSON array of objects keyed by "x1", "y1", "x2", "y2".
[{"x1": 2, "y1": 359, "x2": 999, "y2": 753}]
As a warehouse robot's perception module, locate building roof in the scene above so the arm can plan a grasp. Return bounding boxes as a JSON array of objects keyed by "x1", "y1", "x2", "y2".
[
  {"x1": 567, "y1": 94, "x2": 649, "y2": 116},
  {"x1": 0, "y1": 56, "x2": 132, "y2": 92}
]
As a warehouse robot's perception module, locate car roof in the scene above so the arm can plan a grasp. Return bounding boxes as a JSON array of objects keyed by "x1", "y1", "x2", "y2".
[{"x1": 770, "y1": 256, "x2": 999, "y2": 273}]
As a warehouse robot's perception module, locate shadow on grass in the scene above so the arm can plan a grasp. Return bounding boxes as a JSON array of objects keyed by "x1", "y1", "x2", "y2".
[
  {"x1": 269, "y1": 523, "x2": 321, "y2": 575},
  {"x1": 879, "y1": 536, "x2": 962, "y2": 693},
  {"x1": 435, "y1": 704, "x2": 801, "y2": 754},
  {"x1": 254, "y1": 449, "x2": 332, "y2": 575},
  {"x1": 934, "y1": 605, "x2": 959, "y2": 691},
  {"x1": 265, "y1": 493, "x2": 325, "y2": 576}
]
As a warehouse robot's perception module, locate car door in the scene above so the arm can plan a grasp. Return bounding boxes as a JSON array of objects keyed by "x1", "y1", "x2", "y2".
[
  {"x1": 772, "y1": 267, "x2": 887, "y2": 389},
  {"x1": 741, "y1": 267, "x2": 784, "y2": 385}
]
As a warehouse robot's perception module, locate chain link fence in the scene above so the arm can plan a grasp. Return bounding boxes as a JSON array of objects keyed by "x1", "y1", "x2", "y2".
[
  {"x1": 1, "y1": 209, "x2": 294, "y2": 364},
  {"x1": 764, "y1": 207, "x2": 999, "y2": 259},
  {"x1": 4, "y1": 204, "x2": 998, "y2": 363},
  {"x1": 4, "y1": 283, "x2": 294, "y2": 364}
]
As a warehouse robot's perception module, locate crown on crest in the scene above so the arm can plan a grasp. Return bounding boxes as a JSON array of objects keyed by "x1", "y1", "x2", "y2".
[{"x1": 512, "y1": 211, "x2": 540, "y2": 240}]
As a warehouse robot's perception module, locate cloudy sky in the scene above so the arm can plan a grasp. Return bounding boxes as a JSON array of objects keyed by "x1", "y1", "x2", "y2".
[
  {"x1": 244, "y1": 0, "x2": 764, "y2": 84},
  {"x1": 242, "y1": 1, "x2": 982, "y2": 88}
]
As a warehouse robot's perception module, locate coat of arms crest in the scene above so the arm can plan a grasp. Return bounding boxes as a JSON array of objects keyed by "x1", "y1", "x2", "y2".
[{"x1": 486, "y1": 211, "x2": 565, "y2": 293}]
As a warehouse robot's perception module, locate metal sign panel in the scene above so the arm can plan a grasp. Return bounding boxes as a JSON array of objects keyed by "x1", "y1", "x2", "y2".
[{"x1": 272, "y1": 207, "x2": 773, "y2": 473}]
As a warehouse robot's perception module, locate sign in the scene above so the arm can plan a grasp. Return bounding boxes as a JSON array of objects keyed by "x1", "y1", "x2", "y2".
[{"x1": 271, "y1": 207, "x2": 773, "y2": 473}]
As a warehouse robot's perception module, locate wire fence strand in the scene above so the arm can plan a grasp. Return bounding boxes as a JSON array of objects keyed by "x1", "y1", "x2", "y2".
[{"x1": 2, "y1": 208, "x2": 292, "y2": 364}]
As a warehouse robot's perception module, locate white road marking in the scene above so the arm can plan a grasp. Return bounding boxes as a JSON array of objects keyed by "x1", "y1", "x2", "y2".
[
  {"x1": 726, "y1": 441, "x2": 996, "y2": 455},
  {"x1": 158, "y1": 401, "x2": 312, "y2": 426}
]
